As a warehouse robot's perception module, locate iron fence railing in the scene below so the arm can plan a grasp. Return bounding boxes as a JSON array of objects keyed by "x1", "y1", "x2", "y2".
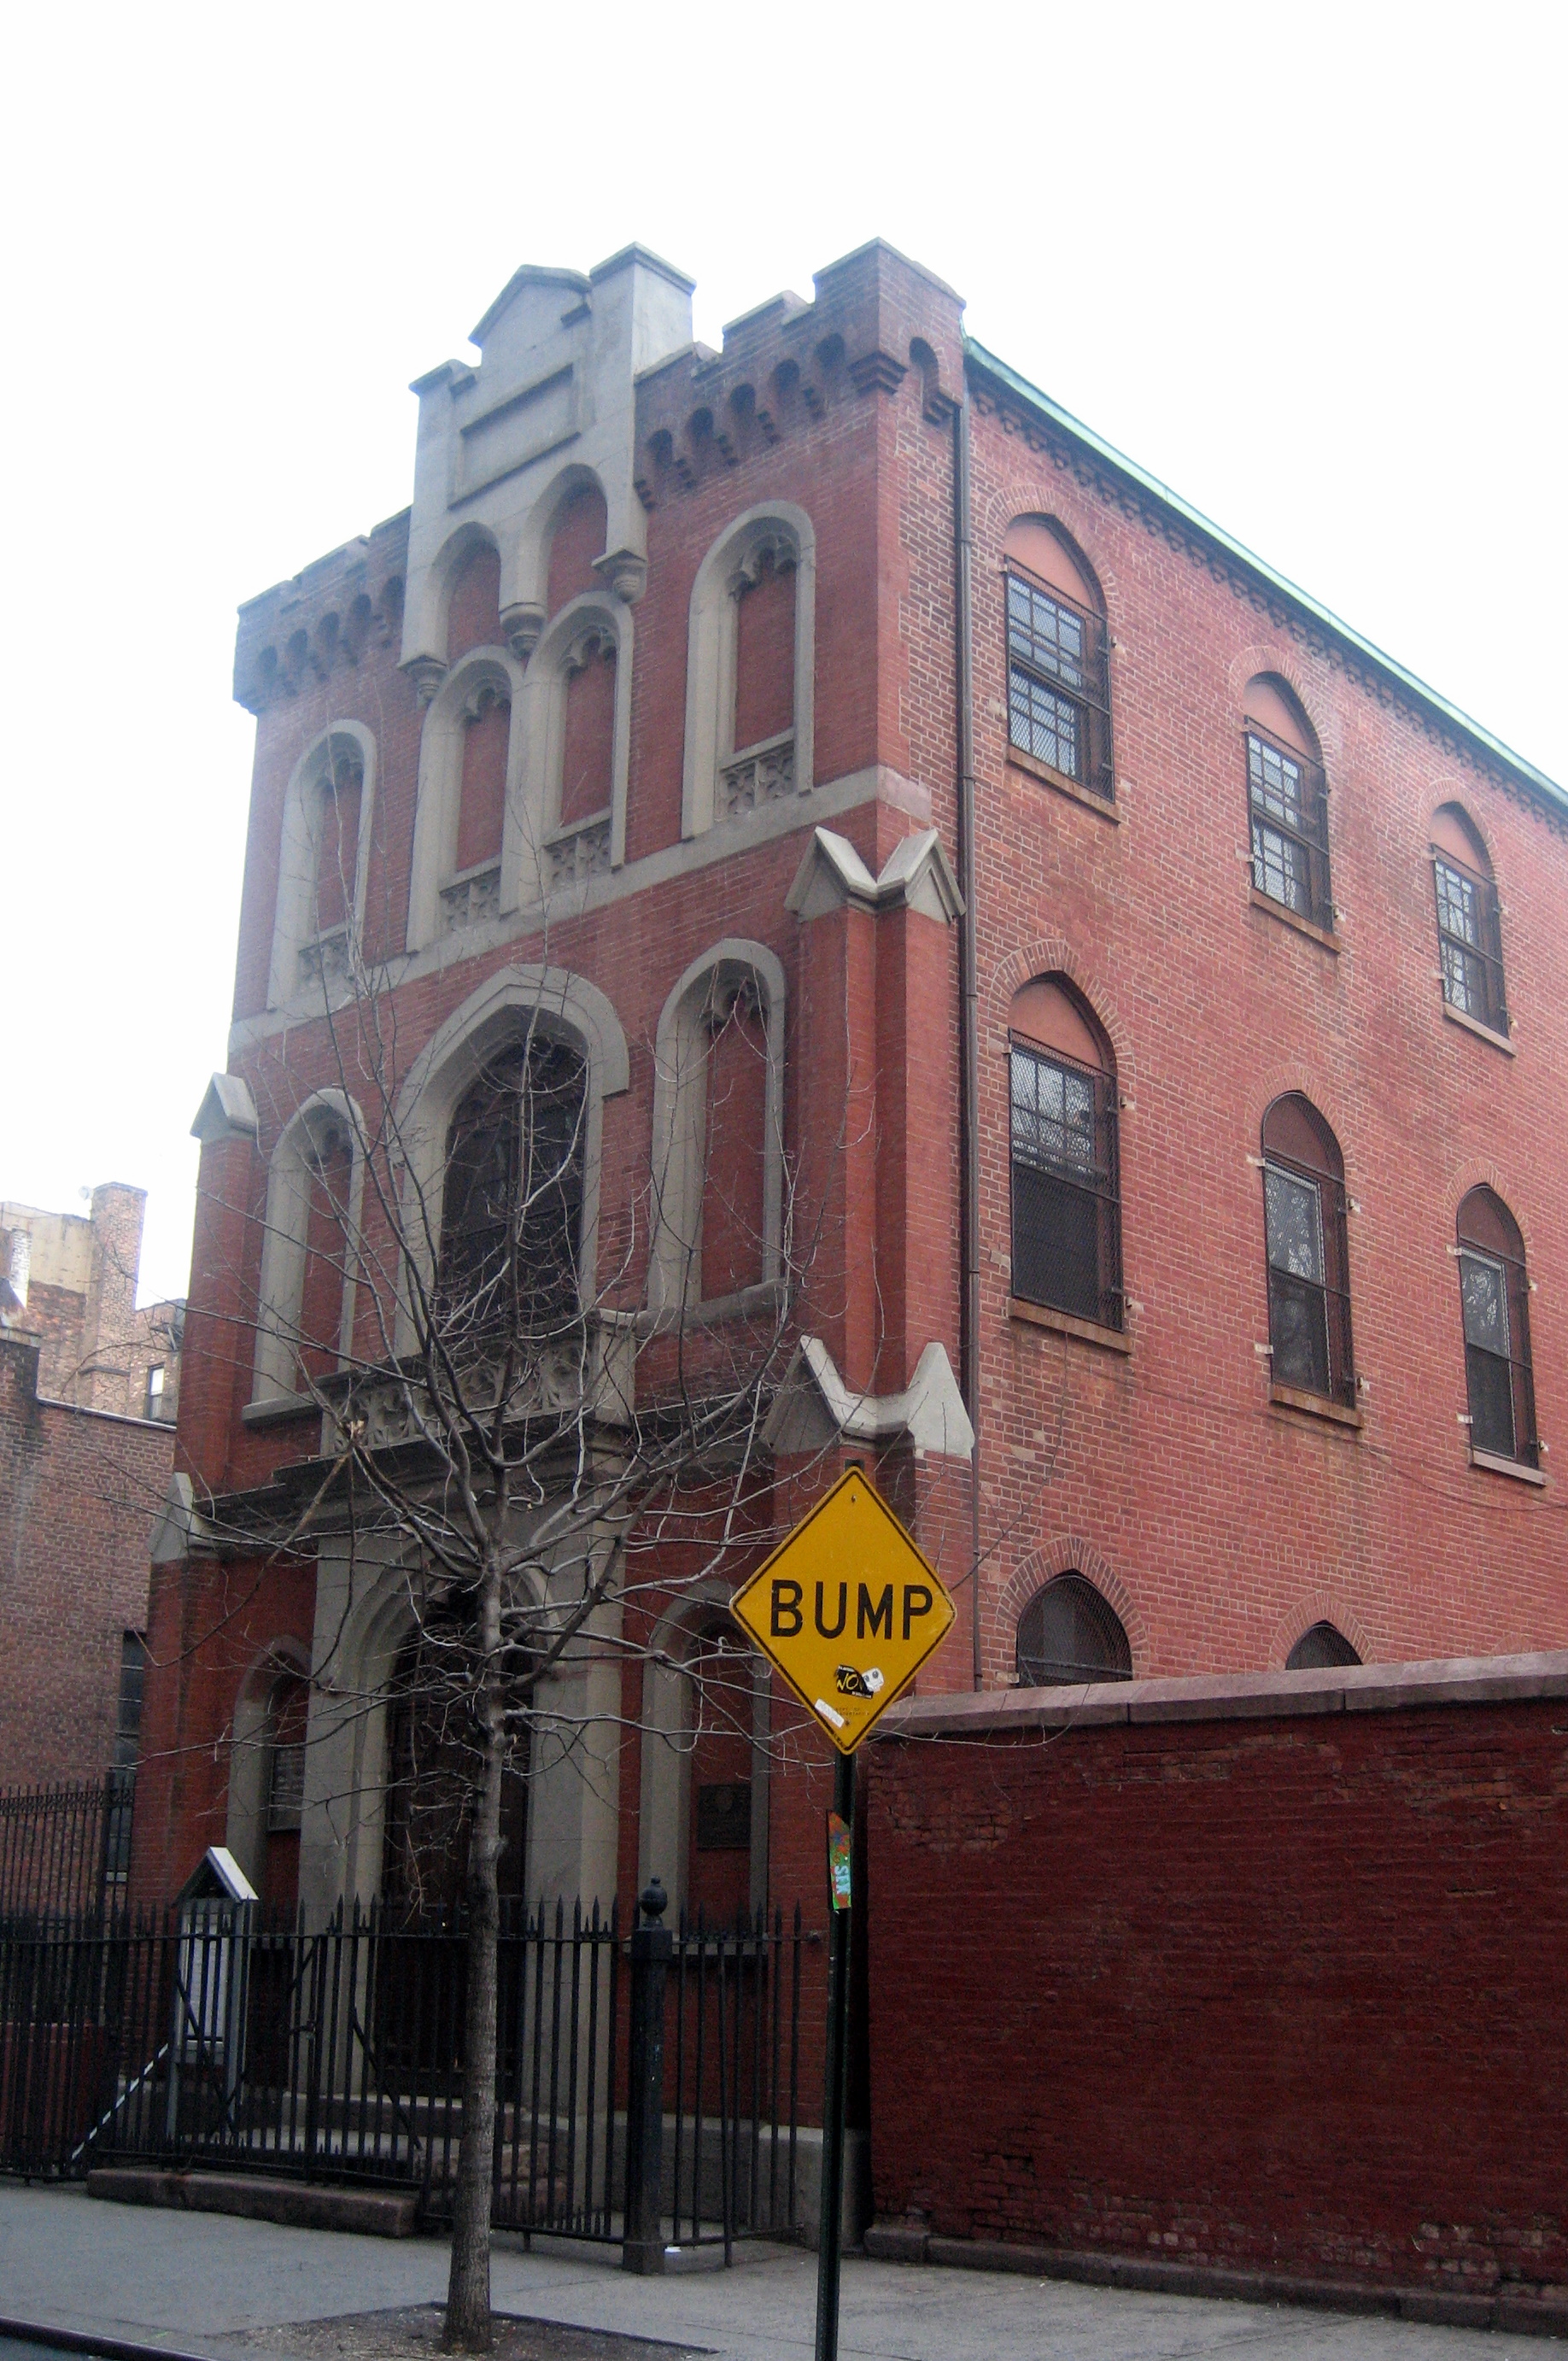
[
  {"x1": 0, "y1": 1772, "x2": 133, "y2": 1929},
  {"x1": 0, "y1": 1893, "x2": 806, "y2": 2256}
]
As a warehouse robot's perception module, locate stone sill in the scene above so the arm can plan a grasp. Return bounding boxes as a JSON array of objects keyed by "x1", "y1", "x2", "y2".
[
  {"x1": 1471, "y1": 1446, "x2": 1547, "y2": 1486},
  {"x1": 243, "y1": 1391, "x2": 319, "y2": 1428},
  {"x1": 1009, "y1": 1298, "x2": 1130, "y2": 1354},
  {"x1": 1270, "y1": 1380, "x2": 1361, "y2": 1428},
  {"x1": 1248, "y1": 885, "x2": 1340, "y2": 952},
  {"x1": 544, "y1": 807, "x2": 611, "y2": 848},
  {"x1": 1005, "y1": 747, "x2": 1120, "y2": 823},
  {"x1": 875, "y1": 1645, "x2": 1568, "y2": 1739},
  {"x1": 1442, "y1": 1002, "x2": 1515, "y2": 1055}
]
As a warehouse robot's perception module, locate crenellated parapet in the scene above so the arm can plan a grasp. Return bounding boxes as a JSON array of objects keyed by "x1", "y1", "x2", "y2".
[
  {"x1": 232, "y1": 512, "x2": 410, "y2": 716},
  {"x1": 634, "y1": 239, "x2": 965, "y2": 511}
]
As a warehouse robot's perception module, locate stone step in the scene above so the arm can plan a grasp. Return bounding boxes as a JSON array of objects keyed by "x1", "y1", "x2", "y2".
[{"x1": 85, "y1": 2166, "x2": 418, "y2": 2237}]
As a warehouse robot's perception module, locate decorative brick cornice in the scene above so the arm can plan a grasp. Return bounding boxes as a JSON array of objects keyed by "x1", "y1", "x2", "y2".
[
  {"x1": 968, "y1": 370, "x2": 1567, "y2": 840},
  {"x1": 234, "y1": 513, "x2": 410, "y2": 716}
]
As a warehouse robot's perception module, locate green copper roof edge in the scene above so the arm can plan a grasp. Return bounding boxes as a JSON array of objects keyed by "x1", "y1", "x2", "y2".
[{"x1": 963, "y1": 337, "x2": 1566, "y2": 819}]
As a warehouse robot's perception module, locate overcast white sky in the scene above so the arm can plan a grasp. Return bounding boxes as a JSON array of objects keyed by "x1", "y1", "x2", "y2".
[{"x1": 2, "y1": 3, "x2": 1562, "y2": 1304}]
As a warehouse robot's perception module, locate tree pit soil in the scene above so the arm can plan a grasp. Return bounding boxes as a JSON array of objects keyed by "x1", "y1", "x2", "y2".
[{"x1": 213, "y1": 2306, "x2": 711, "y2": 2361}]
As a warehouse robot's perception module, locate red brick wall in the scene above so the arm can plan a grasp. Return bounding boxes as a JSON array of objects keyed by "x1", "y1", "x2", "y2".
[
  {"x1": 0, "y1": 1336, "x2": 172, "y2": 1787},
  {"x1": 965, "y1": 374, "x2": 1568, "y2": 1679},
  {"x1": 864, "y1": 1678, "x2": 1568, "y2": 2299}
]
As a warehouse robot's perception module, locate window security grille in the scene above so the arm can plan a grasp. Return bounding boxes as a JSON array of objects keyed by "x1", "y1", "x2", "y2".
[
  {"x1": 1263, "y1": 1160, "x2": 1354, "y2": 1406},
  {"x1": 1285, "y1": 1621, "x2": 1361, "y2": 1671},
  {"x1": 1434, "y1": 855, "x2": 1507, "y2": 1035},
  {"x1": 1015, "y1": 1573, "x2": 1132, "y2": 1687},
  {"x1": 1005, "y1": 572, "x2": 1113, "y2": 800},
  {"x1": 1248, "y1": 731, "x2": 1331, "y2": 929},
  {"x1": 1009, "y1": 1043, "x2": 1121, "y2": 1328},
  {"x1": 267, "y1": 1739, "x2": 306, "y2": 1833},
  {"x1": 1460, "y1": 1245, "x2": 1537, "y2": 1465}
]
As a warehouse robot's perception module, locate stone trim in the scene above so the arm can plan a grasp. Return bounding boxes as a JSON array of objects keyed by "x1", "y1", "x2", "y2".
[{"x1": 878, "y1": 1646, "x2": 1568, "y2": 1739}]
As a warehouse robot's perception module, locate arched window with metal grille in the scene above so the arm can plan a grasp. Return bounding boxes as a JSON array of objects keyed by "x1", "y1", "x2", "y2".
[
  {"x1": 1244, "y1": 676, "x2": 1331, "y2": 933},
  {"x1": 1261, "y1": 1094, "x2": 1355, "y2": 1407},
  {"x1": 1431, "y1": 806, "x2": 1508, "y2": 1039},
  {"x1": 1008, "y1": 975, "x2": 1122, "y2": 1331},
  {"x1": 1286, "y1": 1621, "x2": 1361, "y2": 1671},
  {"x1": 1455, "y1": 1187, "x2": 1537, "y2": 1468},
  {"x1": 438, "y1": 1034, "x2": 588, "y2": 1340},
  {"x1": 1015, "y1": 1573, "x2": 1132, "y2": 1688}
]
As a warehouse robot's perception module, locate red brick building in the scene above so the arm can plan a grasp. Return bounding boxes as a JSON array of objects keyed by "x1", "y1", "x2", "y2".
[
  {"x1": 134, "y1": 239, "x2": 1567, "y2": 1925},
  {"x1": 0, "y1": 1186, "x2": 180, "y2": 1791}
]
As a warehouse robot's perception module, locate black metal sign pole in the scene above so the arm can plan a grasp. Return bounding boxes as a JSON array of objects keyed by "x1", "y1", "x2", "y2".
[{"x1": 814, "y1": 1746, "x2": 857, "y2": 2361}]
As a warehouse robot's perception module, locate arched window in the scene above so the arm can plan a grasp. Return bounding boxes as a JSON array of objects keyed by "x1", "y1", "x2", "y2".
[
  {"x1": 1456, "y1": 1187, "x2": 1537, "y2": 1467},
  {"x1": 557, "y1": 624, "x2": 617, "y2": 832},
  {"x1": 269, "y1": 726, "x2": 377, "y2": 1007},
  {"x1": 254, "y1": 1094, "x2": 363, "y2": 1404},
  {"x1": 381, "y1": 1616, "x2": 529, "y2": 1918},
  {"x1": 1261, "y1": 1095, "x2": 1354, "y2": 1406},
  {"x1": 545, "y1": 483, "x2": 608, "y2": 616},
  {"x1": 1244, "y1": 677, "x2": 1331, "y2": 933},
  {"x1": 454, "y1": 682, "x2": 511, "y2": 876},
  {"x1": 438, "y1": 1034, "x2": 588, "y2": 1338},
  {"x1": 445, "y1": 538, "x2": 503, "y2": 663},
  {"x1": 684, "y1": 1622, "x2": 758, "y2": 1927},
  {"x1": 648, "y1": 943, "x2": 786, "y2": 1319},
  {"x1": 1003, "y1": 518, "x2": 1112, "y2": 803},
  {"x1": 682, "y1": 504, "x2": 816, "y2": 838},
  {"x1": 296, "y1": 1116, "x2": 354, "y2": 1381},
  {"x1": 1008, "y1": 976, "x2": 1121, "y2": 1330},
  {"x1": 260, "y1": 1670, "x2": 307, "y2": 1913},
  {"x1": 1431, "y1": 807, "x2": 1507, "y2": 1038},
  {"x1": 1015, "y1": 1573, "x2": 1132, "y2": 1687},
  {"x1": 1286, "y1": 1621, "x2": 1361, "y2": 1671}
]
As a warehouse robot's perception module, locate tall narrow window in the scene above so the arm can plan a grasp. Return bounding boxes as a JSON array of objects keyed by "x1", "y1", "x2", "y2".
[
  {"x1": 1456, "y1": 1187, "x2": 1536, "y2": 1467},
  {"x1": 1009, "y1": 976, "x2": 1121, "y2": 1329},
  {"x1": 311, "y1": 750, "x2": 363, "y2": 940},
  {"x1": 1016, "y1": 1574, "x2": 1132, "y2": 1687},
  {"x1": 297, "y1": 1121, "x2": 354, "y2": 1382},
  {"x1": 1244, "y1": 677, "x2": 1331, "y2": 932},
  {"x1": 454, "y1": 684, "x2": 510, "y2": 875},
  {"x1": 1003, "y1": 518, "x2": 1112, "y2": 801},
  {"x1": 1261, "y1": 1094, "x2": 1354, "y2": 1407},
  {"x1": 1431, "y1": 806, "x2": 1507, "y2": 1037},
  {"x1": 440, "y1": 1036, "x2": 587, "y2": 1339}
]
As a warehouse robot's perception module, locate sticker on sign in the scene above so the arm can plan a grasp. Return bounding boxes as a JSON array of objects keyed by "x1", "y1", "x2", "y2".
[{"x1": 728, "y1": 1468, "x2": 957, "y2": 1751}]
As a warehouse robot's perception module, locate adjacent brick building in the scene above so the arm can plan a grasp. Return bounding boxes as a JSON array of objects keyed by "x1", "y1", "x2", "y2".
[
  {"x1": 0, "y1": 1186, "x2": 180, "y2": 1789},
  {"x1": 134, "y1": 238, "x2": 1566, "y2": 1942}
]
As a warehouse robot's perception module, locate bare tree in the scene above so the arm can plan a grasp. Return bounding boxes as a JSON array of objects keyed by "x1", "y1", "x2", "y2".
[{"x1": 181, "y1": 888, "x2": 851, "y2": 2349}]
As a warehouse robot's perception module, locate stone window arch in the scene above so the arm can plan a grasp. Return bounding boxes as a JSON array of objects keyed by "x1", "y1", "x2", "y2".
[
  {"x1": 647, "y1": 940, "x2": 787, "y2": 1320},
  {"x1": 407, "y1": 651, "x2": 525, "y2": 950},
  {"x1": 682, "y1": 502, "x2": 816, "y2": 838},
  {"x1": 505, "y1": 595, "x2": 632, "y2": 906},
  {"x1": 638, "y1": 1588, "x2": 770, "y2": 1922},
  {"x1": 391, "y1": 965, "x2": 630, "y2": 1356},
  {"x1": 1015, "y1": 1573, "x2": 1132, "y2": 1687},
  {"x1": 268, "y1": 724, "x2": 377, "y2": 1009},
  {"x1": 254, "y1": 1092, "x2": 365, "y2": 1404},
  {"x1": 225, "y1": 1642, "x2": 311, "y2": 1906}
]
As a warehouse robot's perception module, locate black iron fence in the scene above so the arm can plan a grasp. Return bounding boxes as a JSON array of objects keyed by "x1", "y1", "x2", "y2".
[
  {"x1": 0, "y1": 1772, "x2": 134, "y2": 1928},
  {"x1": 0, "y1": 1887, "x2": 806, "y2": 2258}
]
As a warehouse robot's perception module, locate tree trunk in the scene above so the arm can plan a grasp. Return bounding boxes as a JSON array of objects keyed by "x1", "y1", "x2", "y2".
[{"x1": 445, "y1": 1556, "x2": 504, "y2": 2352}]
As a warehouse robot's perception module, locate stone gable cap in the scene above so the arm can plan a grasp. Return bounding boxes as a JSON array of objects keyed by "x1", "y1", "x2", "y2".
[
  {"x1": 469, "y1": 263, "x2": 593, "y2": 348},
  {"x1": 190, "y1": 1072, "x2": 259, "y2": 1146}
]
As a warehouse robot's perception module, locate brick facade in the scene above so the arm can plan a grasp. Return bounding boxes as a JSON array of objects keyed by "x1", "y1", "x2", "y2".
[
  {"x1": 137, "y1": 237, "x2": 1565, "y2": 1950},
  {"x1": 0, "y1": 1333, "x2": 173, "y2": 1787},
  {"x1": 864, "y1": 1664, "x2": 1568, "y2": 2302}
]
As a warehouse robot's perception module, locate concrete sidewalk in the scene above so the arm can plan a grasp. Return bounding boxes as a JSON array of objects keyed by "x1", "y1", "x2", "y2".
[{"x1": 0, "y1": 2184, "x2": 1557, "y2": 2360}]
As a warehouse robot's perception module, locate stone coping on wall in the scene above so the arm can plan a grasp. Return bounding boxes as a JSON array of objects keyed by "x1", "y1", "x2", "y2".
[{"x1": 877, "y1": 1648, "x2": 1568, "y2": 1739}]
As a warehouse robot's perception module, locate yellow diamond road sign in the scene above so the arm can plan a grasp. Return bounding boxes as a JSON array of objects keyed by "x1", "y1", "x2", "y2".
[{"x1": 729, "y1": 1468, "x2": 957, "y2": 1752}]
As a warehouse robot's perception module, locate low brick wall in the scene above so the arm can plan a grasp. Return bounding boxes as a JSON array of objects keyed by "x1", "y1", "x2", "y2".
[{"x1": 863, "y1": 1652, "x2": 1568, "y2": 2305}]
